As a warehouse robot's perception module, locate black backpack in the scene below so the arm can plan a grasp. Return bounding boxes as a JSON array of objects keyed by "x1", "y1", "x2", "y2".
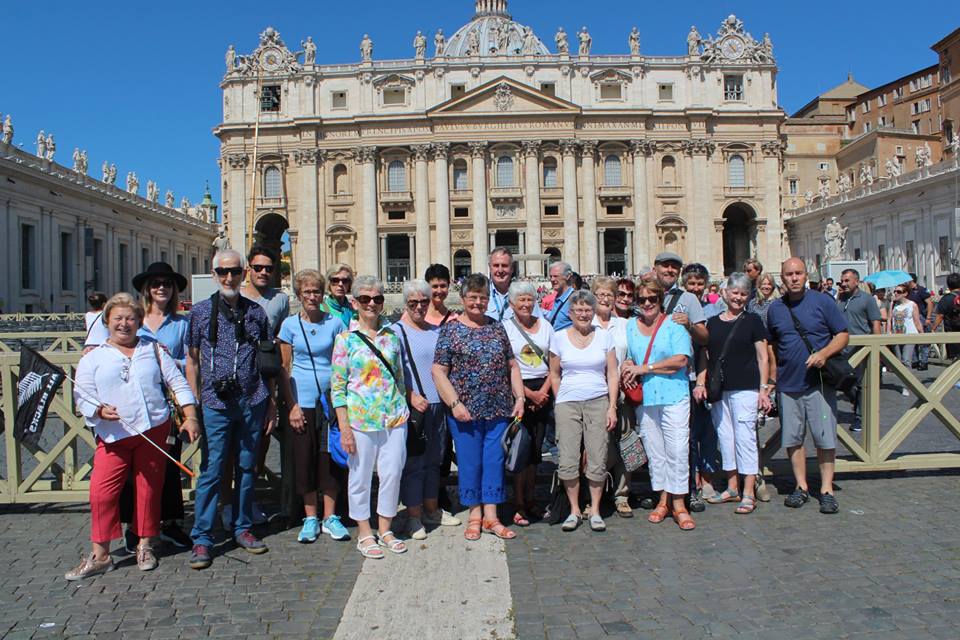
[{"x1": 944, "y1": 293, "x2": 960, "y2": 331}]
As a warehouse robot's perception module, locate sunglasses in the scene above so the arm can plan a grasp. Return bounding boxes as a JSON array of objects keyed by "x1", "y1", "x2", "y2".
[
  {"x1": 149, "y1": 280, "x2": 173, "y2": 289},
  {"x1": 329, "y1": 276, "x2": 353, "y2": 285},
  {"x1": 636, "y1": 295, "x2": 660, "y2": 305},
  {"x1": 250, "y1": 264, "x2": 274, "y2": 273},
  {"x1": 214, "y1": 267, "x2": 243, "y2": 277},
  {"x1": 356, "y1": 295, "x2": 385, "y2": 305},
  {"x1": 894, "y1": 289, "x2": 906, "y2": 294},
  {"x1": 616, "y1": 290, "x2": 634, "y2": 298},
  {"x1": 406, "y1": 299, "x2": 430, "y2": 308}
]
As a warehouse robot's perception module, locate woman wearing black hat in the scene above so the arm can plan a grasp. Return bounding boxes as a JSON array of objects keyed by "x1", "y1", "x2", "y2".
[{"x1": 120, "y1": 262, "x2": 194, "y2": 551}]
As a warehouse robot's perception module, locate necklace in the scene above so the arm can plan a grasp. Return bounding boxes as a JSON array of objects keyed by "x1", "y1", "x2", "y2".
[{"x1": 569, "y1": 328, "x2": 593, "y2": 347}]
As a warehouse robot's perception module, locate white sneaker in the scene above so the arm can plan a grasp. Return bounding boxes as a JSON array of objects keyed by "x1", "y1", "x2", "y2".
[
  {"x1": 220, "y1": 504, "x2": 233, "y2": 531},
  {"x1": 423, "y1": 509, "x2": 461, "y2": 527},
  {"x1": 251, "y1": 502, "x2": 269, "y2": 525},
  {"x1": 407, "y1": 517, "x2": 427, "y2": 540}
]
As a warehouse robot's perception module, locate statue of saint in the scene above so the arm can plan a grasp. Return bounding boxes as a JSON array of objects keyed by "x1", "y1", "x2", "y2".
[
  {"x1": 555, "y1": 27, "x2": 569, "y2": 55},
  {"x1": 413, "y1": 31, "x2": 427, "y2": 59},
  {"x1": 102, "y1": 160, "x2": 110, "y2": 182},
  {"x1": 823, "y1": 216, "x2": 847, "y2": 261},
  {"x1": 859, "y1": 164, "x2": 873, "y2": 186},
  {"x1": 165, "y1": 190, "x2": 175, "y2": 208},
  {"x1": 36, "y1": 130, "x2": 46, "y2": 158},
  {"x1": 837, "y1": 173, "x2": 851, "y2": 193},
  {"x1": 885, "y1": 157, "x2": 902, "y2": 178},
  {"x1": 522, "y1": 27, "x2": 539, "y2": 54},
  {"x1": 761, "y1": 33, "x2": 773, "y2": 59},
  {"x1": 301, "y1": 37, "x2": 316, "y2": 64},
  {"x1": 45, "y1": 133, "x2": 55, "y2": 161},
  {"x1": 818, "y1": 177, "x2": 830, "y2": 201},
  {"x1": 434, "y1": 29, "x2": 445, "y2": 56},
  {"x1": 72, "y1": 148, "x2": 82, "y2": 172},
  {"x1": 687, "y1": 26, "x2": 701, "y2": 56},
  {"x1": 1, "y1": 115, "x2": 12, "y2": 144},
  {"x1": 466, "y1": 30, "x2": 480, "y2": 56},
  {"x1": 79, "y1": 150, "x2": 88, "y2": 174},
  {"x1": 108, "y1": 164, "x2": 117, "y2": 185},
  {"x1": 629, "y1": 27, "x2": 641, "y2": 56},
  {"x1": 225, "y1": 45, "x2": 236, "y2": 73},
  {"x1": 360, "y1": 34, "x2": 373, "y2": 61},
  {"x1": 577, "y1": 27, "x2": 592, "y2": 56},
  {"x1": 126, "y1": 171, "x2": 139, "y2": 195},
  {"x1": 497, "y1": 23, "x2": 511, "y2": 53},
  {"x1": 916, "y1": 142, "x2": 932, "y2": 168},
  {"x1": 212, "y1": 225, "x2": 231, "y2": 253}
]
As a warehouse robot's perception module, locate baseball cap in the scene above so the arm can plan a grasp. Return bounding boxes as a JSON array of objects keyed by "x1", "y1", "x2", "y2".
[{"x1": 654, "y1": 251, "x2": 683, "y2": 266}]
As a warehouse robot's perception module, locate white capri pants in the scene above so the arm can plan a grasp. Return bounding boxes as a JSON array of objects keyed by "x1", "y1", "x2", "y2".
[
  {"x1": 347, "y1": 424, "x2": 407, "y2": 522},
  {"x1": 710, "y1": 390, "x2": 759, "y2": 476},
  {"x1": 635, "y1": 396, "x2": 690, "y2": 495}
]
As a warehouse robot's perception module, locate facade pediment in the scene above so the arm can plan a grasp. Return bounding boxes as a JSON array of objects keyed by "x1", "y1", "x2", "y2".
[{"x1": 429, "y1": 77, "x2": 580, "y2": 117}]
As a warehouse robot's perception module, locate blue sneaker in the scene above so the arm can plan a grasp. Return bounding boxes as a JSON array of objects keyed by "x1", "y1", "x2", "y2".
[
  {"x1": 297, "y1": 517, "x2": 320, "y2": 543},
  {"x1": 321, "y1": 515, "x2": 350, "y2": 541}
]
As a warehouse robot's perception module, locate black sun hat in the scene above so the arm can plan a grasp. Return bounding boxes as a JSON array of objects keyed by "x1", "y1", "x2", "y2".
[{"x1": 132, "y1": 262, "x2": 188, "y2": 292}]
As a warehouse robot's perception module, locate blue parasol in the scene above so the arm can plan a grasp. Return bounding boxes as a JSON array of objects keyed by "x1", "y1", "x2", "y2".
[{"x1": 862, "y1": 270, "x2": 912, "y2": 290}]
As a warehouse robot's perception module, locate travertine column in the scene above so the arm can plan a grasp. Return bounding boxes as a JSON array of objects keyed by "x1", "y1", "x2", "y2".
[
  {"x1": 580, "y1": 140, "x2": 599, "y2": 274},
  {"x1": 470, "y1": 142, "x2": 489, "y2": 271},
  {"x1": 432, "y1": 143, "x2": 451, "y2": 268},
  {"x1": 521, "y1": 140, "x2": 543, "y2": 276},
  {"x1": 598, "y1": 227, "x2": 606, "y2": 274},
  {"x1": 761, "y1": 141, "x2": 785, "y2": 269},
  {"x1": 630, "y1": 140, "x2": 654, "y2": 272},
  {"x1": 295, "y1": 149, "x2": 321, "y2": 270},
  {"x1": 407, "y1": 233, "x2": 416, "y2": 279},
  {"x1": 518, "y1": 229, "x2": 526, "y2": 277},
  {"x1": 560, "y1": 139, "x2": 580, "y2": 270},
  {"x1": 684, "y1": 139, "x2": 715, "y2": 273},
  {"x1": 355, "y1": 146, "x2": 378, "y2": 275},
  {"x1": 379, "y1": 233, "x2": 388, "y2": 282},
  {"x1": 413, "y1": 144, "x2": 432, "y2": 275},
  {"x1": 624, "y1": 228, "x2": 633, "y2": 274}
]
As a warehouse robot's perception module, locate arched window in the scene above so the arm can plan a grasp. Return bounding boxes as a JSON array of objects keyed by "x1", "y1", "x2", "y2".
[
  {"x1": 603, "y1": 154, "x2": 622, "y2": 186},
  {"x1": 496, "y1": 156, "x2": 514, "y2": 187},
  {"x1": 264, "y1": 166, "x2": 282, "y2": 198},
  {"x1": 728, "y1": 154, "x2": 745, "y2": 187},
  {"x1": 661, "y1": 156, "x2": 676, "y2": 185},
  {"x1": 333, "y1": 164, "x2": 348, "y2": 194},
  {"x1": 542, "y1": 157, "x2": 558, "y2": 188},
  {"x1": 453, "y1": 159, "x2": 468, "y2": 190},
  {"x1": 387, "y1": 160, "x2": 407, "y2": 192}
]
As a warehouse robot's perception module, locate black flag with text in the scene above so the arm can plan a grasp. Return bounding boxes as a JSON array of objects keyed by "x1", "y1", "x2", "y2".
[{"x1": 15, "y1": 345, "x2": 67, "y2": 448}]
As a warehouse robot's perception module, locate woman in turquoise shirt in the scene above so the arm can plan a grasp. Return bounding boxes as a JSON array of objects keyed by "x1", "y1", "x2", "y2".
[
  {"x1": 121, "y1": 262, "x2": 193, "y2": 551},
  {"x1": 621, "y1": 276, "x2": 695, "y2": 531}
]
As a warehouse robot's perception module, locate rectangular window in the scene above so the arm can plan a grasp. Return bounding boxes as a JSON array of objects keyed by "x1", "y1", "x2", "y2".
[
  {"x1": 893, "y1": 87, "x2": 903, "y2": 99},
  {"x1": 940, "y1": 236, "x2": 950, "y2": 270},
  {"x1": 854, "y1": 248, "x2": 862, "y2": 260},
  {"x1": 600, "y1": 84, "x2": 622, "y2": 100},
  {"x1": 864, "y1": 121, "x2": 872, "y2": 133},
  {"x1": 540, "y1": 82, "x2": 556, "y2": 97},
  {"x1": 544, "y1": 205, "x2": 559, "y2": 216},
  {"x1": 93, "y1": 238, "x2": 103, "y2": 290},
  {"x1": 382, "y1": 88, "x2": 405, "y2": 106},
  {"x1": 160, "y1": 250, "x2": 168, "y2": 265},
  {"x1": 877, "y1": 244, "x2": 886, "y2": 270},
  {"x1": 723, "y1": 75, "x2": 743, "y2": 101},
  {"x1": 119, "y1": 244, "x2": 129, "y2": 290},
  {"x1": 453, "y1": 207, "x2": 469, "y2": 218},
  {"x1": 912, "y1": 120, "x2": 921, "y2": 134},
  {"x1": 606, "y1": 205, "x2": 623, "y2": 215},
  {"x1": 657, "y1": 83, "x2": 673, "y2": 101},
  {"x1": 176, "y1": 254, "x2": 184, "y2": 275},
  {"x1": 141, "y1": 247, "x2": 149, "y2": 271},
  {"x1": 862, "y1": 100, "x2": 871, "y2": 113},
  {"x1": 332, "y1": 91, "x2": 347, "y2": 109},
  {"x1": 260, "y1": 85, "x2": 281, "y2": 112},
  {"x1": 905, "y1": 240, "x2": 915, "y2": 270},
  {"x1": 21, "y1": 224, "x2": 36, "y2": 289},
  {"x1": 787, "y1": 162, "x2": 798, "y2": 171},
  {"x1": 60, "y1": 232, "x2": 73, "y2": 290},
  {"x1": 879, "y1": 116, "x2": 887, "y2": 127},
  {"x1": 788, "y1": 179, "x2": 798, "y2": 195},
  {"x1": 847, "y1": 106, "x2": 856, "y2": 122},
  {"x1": 878, "y1": 94, "x2": 887, "y2": 107},
  {"x1": 896, "y1": 145, "x2": 904, "y2": 156},
  {"x1": 909, "y1": 79, "x2": 917, "y2": 92},
  {"x1": 451, "y1": 84, "x2": 466, "y2": 99},
  {"x1": 818, "y1": 162, "x2": 830, "y2": 171},
  {"x1": 387, "y1": 210, "x2": 405, "y2": 221},
  {"x1": 191, "y1": 256, "x2": 198, "y2": 275}
]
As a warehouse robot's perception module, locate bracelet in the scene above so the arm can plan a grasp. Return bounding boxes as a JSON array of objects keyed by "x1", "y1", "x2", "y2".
[
  {"x1": 693, "y1": 384, "x2": 705, "y2": 389},
  {"x1": 449, "y1": 399, "x2": 461, "y2": 410},
  {"x1": 183, "y1": 416, "x2": 199, "y2": 423}
]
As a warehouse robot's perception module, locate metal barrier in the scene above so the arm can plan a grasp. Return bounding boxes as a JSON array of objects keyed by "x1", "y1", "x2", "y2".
[
  {"x1": 0, "y1": 332, "x2": 87, "y2": 354},
  {"x1": 0, "y1": 313, "x2": 86, "y2": 323},
  {"x1": 0, "y1": 333, "x2": 958, "y2": 503}
]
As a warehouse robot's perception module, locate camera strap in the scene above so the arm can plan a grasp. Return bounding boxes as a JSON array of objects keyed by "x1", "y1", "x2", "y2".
[{"x1": 208, "y1": 292, "x2": 245, "y2": 377}]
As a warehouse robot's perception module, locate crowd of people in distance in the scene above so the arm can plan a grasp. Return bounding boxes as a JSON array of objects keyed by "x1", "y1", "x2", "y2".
[{"x1": 64, "y1": 244, "x2": 960, "y2": 579}]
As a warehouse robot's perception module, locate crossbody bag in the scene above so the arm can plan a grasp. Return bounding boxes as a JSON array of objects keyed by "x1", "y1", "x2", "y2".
[
  {"x1": 396, "y1": 324, "x2": 429, "y2": 456},
  {"x1": 509, "y1": 316, "x2": 550, "y2": 368},
  {"x1": 151, "y1": 342, "x2": 185, "y2": 446},
  {"x1": 784, "y1": 304, "x2": 858, "y2": 399},
  {"x1": 706, "y1": 313, "x2": 745, "y2": 403},
  {"x1": 621, "y1": 314, "x2": 665, "y2": 405},
  {"x1": 298, "y1": 316, "x2": 348, "y2": 468}
]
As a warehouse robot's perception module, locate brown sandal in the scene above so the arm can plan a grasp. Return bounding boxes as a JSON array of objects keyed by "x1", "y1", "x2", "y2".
[
  {"x1": 648, "y1": 505, "x2": 669, "y2": 524},
  {"x1": 482, "y1": 519, "x2": 517, "y2": 539},
  {"x1": 671, "y1": 508, "x2": 696, "y2": 531},
  {"x1": 512, "y1": 511, "x2": 530, "y2": 527},
  {"x1": 464, "y1": 518, "x2": 482, "y2": 541}
]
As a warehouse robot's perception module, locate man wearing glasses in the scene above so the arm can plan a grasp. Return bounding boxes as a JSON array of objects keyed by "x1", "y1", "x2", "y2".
[
  {"x1": 185, "y1": 249, "x2": 278, "y2": 569},
  {"x1": 241, "y1": 246, "x2": 290, "y2": 336}
]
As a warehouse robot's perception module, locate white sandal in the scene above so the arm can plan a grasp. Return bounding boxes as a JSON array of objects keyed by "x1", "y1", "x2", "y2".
[
  {"x1": 356, "y1": 535, "x2": 384, "y2": 559},
  {"x1": 377, "y1": 530, "x2": 408, "y2": 554}
]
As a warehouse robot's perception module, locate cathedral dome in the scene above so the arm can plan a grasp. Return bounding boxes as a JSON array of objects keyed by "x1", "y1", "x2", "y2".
[{"x1": 444, "y1": 0, "x2": 549, "y2": 58}]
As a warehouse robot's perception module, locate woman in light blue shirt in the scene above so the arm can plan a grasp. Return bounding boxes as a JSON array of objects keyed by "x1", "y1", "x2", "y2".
[
  {"x1": 622, "y1": 276, "x2": 695, "y2": 531},
  {"x1": 278, "y1": 269, "x2": 348, "y2": 543}
]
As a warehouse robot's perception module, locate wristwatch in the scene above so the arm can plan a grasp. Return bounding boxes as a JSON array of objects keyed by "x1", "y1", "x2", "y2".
[
  {"x1": 646, "y1": 363, "x2": 654, "y2": 373},
  {"x1": 449, "y1": 399, "x2": 462, "y2": 410},
  {"x1": 760, "y1": 384, "x2": 770, "y2": 391}
]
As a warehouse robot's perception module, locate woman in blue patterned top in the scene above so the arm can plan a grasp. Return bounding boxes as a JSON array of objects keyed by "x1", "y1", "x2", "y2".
[{"x1": 432, "y1": 273, "x2": 525, "y2": 542}]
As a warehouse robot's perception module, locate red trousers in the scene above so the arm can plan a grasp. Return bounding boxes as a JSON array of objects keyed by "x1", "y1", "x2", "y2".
[{"x1": 89, "y1": 422, "x2": 169, "y2": 543}]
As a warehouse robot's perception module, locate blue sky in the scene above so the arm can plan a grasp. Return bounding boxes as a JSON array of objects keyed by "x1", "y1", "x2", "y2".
[{"x1": 4, "y1": 1, "x2": 958, "y2": 216}]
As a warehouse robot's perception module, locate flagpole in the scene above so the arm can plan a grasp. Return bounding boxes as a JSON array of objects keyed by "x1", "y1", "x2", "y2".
[{"x1": 66, "y1": 374, "x2": 196, "y2": 478}]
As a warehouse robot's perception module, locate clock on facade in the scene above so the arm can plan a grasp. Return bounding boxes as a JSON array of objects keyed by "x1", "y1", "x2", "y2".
[
  {"x1": 260, "y1": 47, "x2": 282, "y2": 72},
  {"x1": 719, "y1": 36, "x2": 745, "y2": 60}
]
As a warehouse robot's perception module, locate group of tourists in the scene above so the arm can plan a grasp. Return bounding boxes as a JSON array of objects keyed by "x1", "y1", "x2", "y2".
[{"x1": 63, "y1": 240, "x2": 960, "y2": 581}]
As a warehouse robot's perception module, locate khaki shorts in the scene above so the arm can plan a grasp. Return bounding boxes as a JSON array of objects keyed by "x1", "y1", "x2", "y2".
[{"x1": 555, "y1": 396, "x2": 610, "y2": 482}]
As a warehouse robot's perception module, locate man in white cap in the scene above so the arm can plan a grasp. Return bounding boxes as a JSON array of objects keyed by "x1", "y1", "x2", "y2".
[{"x1": 653, "y1": 251, "x2": 707, "y2": 345}]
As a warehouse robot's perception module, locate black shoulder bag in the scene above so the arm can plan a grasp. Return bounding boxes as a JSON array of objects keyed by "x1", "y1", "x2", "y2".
[
  {"x1": 784, "y1": 304, "x2": 858, "y2": 401},
  {"x1": 706, "y1": 314, "x2": 745, "y2": 403},
  {"x1": 396, "y1": 324, "x2": 428, "y2": 456},
  {"x1": 354, "y1": 330, "x2": 426, "y2": 456},
  {"x1": 209, "y1": 293, "x2": 282, "y2": 379}
]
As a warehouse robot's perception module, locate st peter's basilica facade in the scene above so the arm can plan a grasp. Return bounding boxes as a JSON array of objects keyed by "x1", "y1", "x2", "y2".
[{"x1": 217, "y1": 1, "x2": 785, "y2": 280}]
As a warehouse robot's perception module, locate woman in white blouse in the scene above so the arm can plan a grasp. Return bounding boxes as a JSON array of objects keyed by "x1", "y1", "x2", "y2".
[
  {"x1": 65, "y1": 293, "x2": 199, "y2": 581},
  {"x1": 548, "y1": 290, "x2": 619, "y2": 533}
]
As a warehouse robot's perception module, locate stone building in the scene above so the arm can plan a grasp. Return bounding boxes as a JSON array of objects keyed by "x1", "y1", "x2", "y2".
[
  {"x1": 217, "y1": 2, "x2": 786, "y2": 280},
  {"x1": 0, "y1": 136, "x2": 216, "y2": 313},
  {"x1": 932, "y1": 27, "x2": 960, "y2": 159}
]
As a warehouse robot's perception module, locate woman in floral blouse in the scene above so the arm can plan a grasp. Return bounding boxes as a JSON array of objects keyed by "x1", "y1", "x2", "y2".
[
  {"x1": 331, "y1": 275, "x2": 409, "y2": 559},
  {"x1": 433, "y1": 273, "x2": 525, "y2": 541}
]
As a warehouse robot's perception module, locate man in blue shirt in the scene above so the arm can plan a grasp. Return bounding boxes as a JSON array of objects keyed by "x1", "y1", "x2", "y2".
[
  {"x1": 485, "y1": 247, "x2": 541, "y2": 323},
  {"x1": 767, "y1": 257, "x2": 849, "y2": 514},
  {"x1": 545, "y1": 261, "x2": 574, "y2": 330},
  {"x1": 185, "y1": 249, "x2": 278, "y2": 568}
]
